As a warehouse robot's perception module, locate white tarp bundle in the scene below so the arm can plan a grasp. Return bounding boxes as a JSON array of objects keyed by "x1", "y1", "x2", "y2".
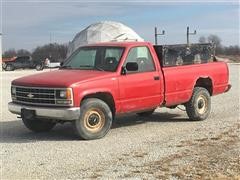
[{"x1": 67, "y1": 21, "x2": 144, "y2": 56}]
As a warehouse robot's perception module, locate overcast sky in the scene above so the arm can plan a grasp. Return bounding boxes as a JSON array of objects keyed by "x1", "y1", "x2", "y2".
[{"x1": 1, "y1": 0, "x2": 239, "y2": 52}]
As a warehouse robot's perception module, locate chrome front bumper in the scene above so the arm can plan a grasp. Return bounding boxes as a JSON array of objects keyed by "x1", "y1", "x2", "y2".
[{"x1": 8, "y1": 102, "x2": 80, "y2": 121}]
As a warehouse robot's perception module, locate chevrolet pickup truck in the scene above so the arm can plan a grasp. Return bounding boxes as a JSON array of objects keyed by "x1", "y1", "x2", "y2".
[{"x1": 8, "y1": 42, "x2": 231, "y2": 140}]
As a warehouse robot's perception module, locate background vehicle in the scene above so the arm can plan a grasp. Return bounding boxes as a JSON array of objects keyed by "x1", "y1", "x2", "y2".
[
  {"x1": 8, "y1": 42, "x2": 231, "y2": 140},
  {"x1": 2, "y1": 56, "x2": 44, "y2": 71}
]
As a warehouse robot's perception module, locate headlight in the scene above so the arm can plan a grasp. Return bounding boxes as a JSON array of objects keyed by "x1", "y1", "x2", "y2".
[
  {"x1": 56, "y1": 89, "x2": 72, "y2": 99},
  {"x1": 56, "y1": 88, "x2": 73, "y2": 105},
  {"x1": 59, "y1": 90, "x2": 68, "y2": 98},
  {"x1": 11, "y1": 86, "x2": 17, "y2": 100},
  {"x1": 11, "y1": 86, "x2": 16, "y2": 95}
]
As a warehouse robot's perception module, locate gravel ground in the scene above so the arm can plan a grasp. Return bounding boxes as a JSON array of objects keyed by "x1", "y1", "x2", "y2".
[{"x1": 1, "y1": 65, "x2": 239, "y2": 179}]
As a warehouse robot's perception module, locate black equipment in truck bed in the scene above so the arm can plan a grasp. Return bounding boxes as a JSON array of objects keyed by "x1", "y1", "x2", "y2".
[{"x1": 154, "y1": 43, "x2": 215, "y2": 67}]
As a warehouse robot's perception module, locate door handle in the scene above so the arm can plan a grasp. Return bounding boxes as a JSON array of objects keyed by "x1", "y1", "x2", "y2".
[{"x1": 154, "y1": 76, "x2": 160, "y2": 80}]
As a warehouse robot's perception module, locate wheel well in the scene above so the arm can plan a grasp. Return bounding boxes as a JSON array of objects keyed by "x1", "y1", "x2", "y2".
[
  {"x1": 81, "y1": 92, "x2": 116, "y2": 116},
  {"x1": 195, "y1": 77, "x2": 213, "y2": 95}
]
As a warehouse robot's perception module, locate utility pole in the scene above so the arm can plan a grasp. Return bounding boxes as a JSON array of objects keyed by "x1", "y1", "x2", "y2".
[
  {"x1": 49, "y1": 32, "x2": 52, "y2": 60},
  {"x1": 186, "y1": 26, "x2": 196, "y2": 46},
  {"x1": 50, "y1": 32, "x2": 52, "y2": 44},
  {"x1": 154, "y1": 27, "x2": 165, "y2": 45}
]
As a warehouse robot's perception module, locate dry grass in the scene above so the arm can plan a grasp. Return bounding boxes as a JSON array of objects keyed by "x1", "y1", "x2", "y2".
[{"x1": 218, "y1": 55, "x2": 240, "y2": 63}]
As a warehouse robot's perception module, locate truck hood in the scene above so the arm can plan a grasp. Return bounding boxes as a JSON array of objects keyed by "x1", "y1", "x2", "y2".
[{"x1": 12, "y1": 69, "x2": 114, "y2": 87}]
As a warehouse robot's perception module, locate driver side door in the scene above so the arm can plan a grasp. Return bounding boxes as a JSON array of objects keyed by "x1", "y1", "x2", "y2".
[{"x1": 118, "y1": 46, "x2": 163, "y2": 112}]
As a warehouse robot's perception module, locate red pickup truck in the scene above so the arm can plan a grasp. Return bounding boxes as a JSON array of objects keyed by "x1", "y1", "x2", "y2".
[{"x1": 8, "y1": 42, "x2": 231, "y2": 140}]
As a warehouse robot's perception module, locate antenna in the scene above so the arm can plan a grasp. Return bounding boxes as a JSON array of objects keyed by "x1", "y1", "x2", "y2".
[
  {"x1": 154, "y1": 27, "x2": 165, "y2": 45},
  {"x1": 187, "y1": 26, "x2": 196, "y2": 46}
]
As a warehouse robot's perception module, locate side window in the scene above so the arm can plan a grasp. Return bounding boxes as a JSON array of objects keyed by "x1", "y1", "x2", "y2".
[
  {"x1": 15, "y1": 57, "x2": 23, "y2": 63},
  {"x1": 105, "y1": 48, "x2": 123, "y2": 61},
  {"x1": 103, "y1": 48, "x2": 124, "y2": 71},
  {"x1": 124, "y1": 46, "x2": 155, "y2": 73}
]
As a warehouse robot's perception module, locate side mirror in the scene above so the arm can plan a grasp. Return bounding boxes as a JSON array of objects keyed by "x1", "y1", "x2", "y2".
[
  {"x1": 60, "y1": 62, "x2": 64, "y2": 66},
  {"x1": 126, "y1": 62, "x2": 138, "y2": 71}
]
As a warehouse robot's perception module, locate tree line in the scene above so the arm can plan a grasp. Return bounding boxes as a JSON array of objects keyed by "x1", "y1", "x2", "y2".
[
  {"x1": 3, "y1": 43, "x2": 68, "y2": 63},
  {"x1": 198, "y1": 34, "x2": 240, "y2": 55},
  {"x1": 3, "y1": 35, "x2": 239, "y2": 62}
]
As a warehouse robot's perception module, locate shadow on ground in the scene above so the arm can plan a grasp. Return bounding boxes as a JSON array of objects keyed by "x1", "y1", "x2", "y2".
[
  {"x1": 1, "y1": 112, "x2": 189, "y2": 143},
  {"x1": 112, "y1": 112, "x2": 189, "y2": 129}
]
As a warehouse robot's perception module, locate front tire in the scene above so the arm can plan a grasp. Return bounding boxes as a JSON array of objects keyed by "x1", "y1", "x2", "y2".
[
  {"x1": 185, "y1": 87, "x2": 211, "y2": 121},
  {"x1": 5, "y1": 64, "x2": 14, "y2": 71},
  {"x1": 75, "y1": 98, "x2": 113, "y2": 140},
  {"x1": 22, "y1": 117, "x2": 56, "y2": 132}
]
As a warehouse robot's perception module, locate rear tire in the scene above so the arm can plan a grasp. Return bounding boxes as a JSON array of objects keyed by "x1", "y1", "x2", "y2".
[
  {"x1": 185, "y1": 87, "x2": 211, "y2": 121},
  {"x1": 22, "y1": 117, "x2": 56, "y2": 132},
  {"x1": 74, "y1": 98, "x2": 112, "y2": 140},
  {"x1": 137, "y1": 109, "x2": 155, "y2": 117}
]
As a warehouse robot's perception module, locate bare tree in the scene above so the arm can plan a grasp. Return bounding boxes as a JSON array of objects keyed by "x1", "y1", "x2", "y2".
[
  {"x1": 32, "y1": 43, "x2": 68, "y2": 63},
  {"x1": 3, "y1": 49, "x2": 17, "y2": 58},
  {"x1": 224, "y1": 45, "x2": 240, "y2": 55},
  {"x1": 208, "y1": 34, "x2": 221, "y2": 47},
  {"x1": 199, "y1": 36, "x2": 206, "y2": 43},
  {"x1": 17, "y1": 49, "x2": 31, "y2": 56},
  {"x1": 207, "y1": 34, "x2": 222, "y2": 54}
]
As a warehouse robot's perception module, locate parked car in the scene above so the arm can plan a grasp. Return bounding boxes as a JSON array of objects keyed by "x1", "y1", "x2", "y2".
[
  {"x1": 8, "y1": 42, "x2": 231, "y2": 140},
  {"x1": 2, "y1": 56, "x2": 44, "y2": 71},
  {"x1": 2, "y1": 57, "x2": 16, "y2": 70}
]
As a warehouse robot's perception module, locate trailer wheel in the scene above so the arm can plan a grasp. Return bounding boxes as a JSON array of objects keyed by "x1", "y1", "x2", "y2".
[
  {"x1": 35, "y1": 64, "x2": 43, "y2": 71},
  {"x1": 22, "y1": 117, "x2": 56, "y2": 132},
  {"x1": 74, "y1": 98, "x2": 112, "y2": 140},
  {"x1": 137, "y1": 109, "x2": 155, "y2": 117},
  {"x1": 185, "y1": 87, "x2": 211, "y2": 121}
]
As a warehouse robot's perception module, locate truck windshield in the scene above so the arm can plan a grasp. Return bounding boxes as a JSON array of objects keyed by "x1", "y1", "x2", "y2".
[{"x1": 62, "y1": 46, "x2": 124, "y2": 72}]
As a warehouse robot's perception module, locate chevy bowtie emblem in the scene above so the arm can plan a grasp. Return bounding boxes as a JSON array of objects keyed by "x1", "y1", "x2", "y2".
[{"x1": 27, "y1": 93, "x2": 34, "y2": 98}]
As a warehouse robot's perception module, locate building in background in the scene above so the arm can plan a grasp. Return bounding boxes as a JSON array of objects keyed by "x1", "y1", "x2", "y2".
[{"x1": 67, "y1": 21, "x2": 144, "y2": 57}]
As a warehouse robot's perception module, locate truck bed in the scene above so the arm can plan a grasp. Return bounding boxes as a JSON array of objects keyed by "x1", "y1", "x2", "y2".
[
  {"x1": 154, "y1": 43, "x2": 215, "y2": 67},
  {"x1": 153, "y1": 43, "x2": 229, "y2": 106}
]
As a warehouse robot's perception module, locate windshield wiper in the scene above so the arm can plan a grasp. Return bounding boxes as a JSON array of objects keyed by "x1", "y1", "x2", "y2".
[
  {"x1": 95, "y1": 66, "x2": 104, "y2": 71},
  {"x1": 79, "y1": 65, "x2": 93, "y2": 68},
  {"x1": 79, "y1": 65, "x2": 105, "y2": 71},
  {"x1": 61, "y1": 65, "x2": 105, "y2": 71},
  {"x1": 60, "y1": 65, "x2": 73, "y2": 69}
]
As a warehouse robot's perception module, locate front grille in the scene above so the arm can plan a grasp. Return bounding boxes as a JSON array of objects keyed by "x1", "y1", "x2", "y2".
[{"x1": 14, "y1": 86, "x2": 57, "y2": 106}]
